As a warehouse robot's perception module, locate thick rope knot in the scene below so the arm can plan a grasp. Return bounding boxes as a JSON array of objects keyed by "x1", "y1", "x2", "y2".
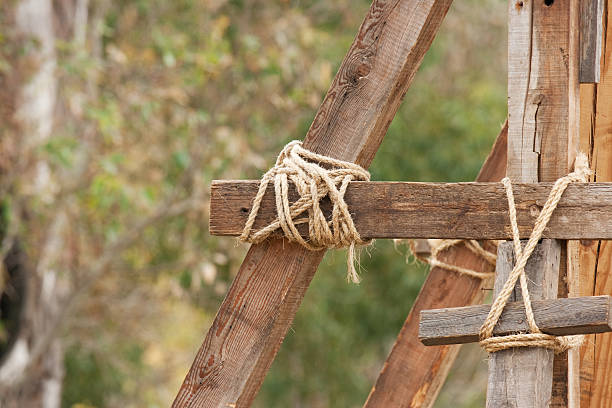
[
  {"x1": 239, "y1": 141, "x2": 372, "y2": 283},
  {"x1": 479, "y1": 153, "x2": 593, "y2": 353}
]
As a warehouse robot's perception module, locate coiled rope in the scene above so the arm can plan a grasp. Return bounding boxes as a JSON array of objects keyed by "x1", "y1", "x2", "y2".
[{"x1": 239, "y1": 141, "x2": 371, "y2": 283}]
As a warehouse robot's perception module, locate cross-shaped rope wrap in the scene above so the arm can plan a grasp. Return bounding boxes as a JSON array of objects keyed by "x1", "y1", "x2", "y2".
[{"x1": 239, "y1": 141, "x2": 371, "y2": 283}]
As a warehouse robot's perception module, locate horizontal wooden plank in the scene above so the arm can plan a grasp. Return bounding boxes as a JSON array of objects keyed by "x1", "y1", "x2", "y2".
[
  {"x1": 419, "y1": 295, "x2": 612, "y2": 346},
  {"x1": 210, "y1": 181, "x2": 612, "y2": 240}
]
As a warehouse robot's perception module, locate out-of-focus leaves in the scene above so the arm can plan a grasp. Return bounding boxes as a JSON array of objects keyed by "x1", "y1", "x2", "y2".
[{"x1": 1, "y1": 0, "x2": 505, "y2": 407}]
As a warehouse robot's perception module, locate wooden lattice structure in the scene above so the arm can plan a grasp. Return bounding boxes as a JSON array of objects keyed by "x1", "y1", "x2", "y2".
[{"x1": 174, "y1": 0, "x2": 612, "y2": 406}]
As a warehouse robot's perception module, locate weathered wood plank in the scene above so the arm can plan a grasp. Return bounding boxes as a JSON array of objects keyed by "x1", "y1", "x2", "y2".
[
  {"x1": 507, "y1": 0, "x2": 537, "y2": 184},
  {"x1": 419, "y1": 295, "x2": 612, "y2": 346},
  {"x1": 495, "y1": 0, "x2": 578, "y2": 405},
  {"x1": 558, "y1": 0, "x2": 583, "y2": 405},
  {"x1": 173, "y1": 1, "x2": 454, "y2": 407},
  {"x1": 210, "y1": 181, "x2": 612, "y2": 240},
  {"x1": 363, "y1": 123, "x2": 507, "y2": 408},
  {"x1": 580, "y1": 0, "x2": 604, "y2": 83},
  {"x1": 579, "y1": 2, "x2": 612, "y2": 405},
  {"x1": 486, "y1": 240, "x2": 560, "y2": 408}
]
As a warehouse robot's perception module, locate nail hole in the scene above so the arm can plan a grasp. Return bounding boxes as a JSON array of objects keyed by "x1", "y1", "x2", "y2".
[
  {"x1": 544, "y1": 0, "x2": 554, "y2": 6},
  {"x1": 241, "y1": 207, "x2": 249, "y2": 213}
]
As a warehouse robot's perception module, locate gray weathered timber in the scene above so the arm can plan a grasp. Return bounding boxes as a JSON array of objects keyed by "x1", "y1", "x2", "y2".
[
  {"x1": 504, "y1": 0, "x2": 579, "y2": 405},
  {"x1": 210, "y1": 181, "x2": 612, "y2": 240},
  {"x1": 486, "y1": 241, "x2": 560, "y2": 408},
  {"x1": 580, "y1": 0, "x2": 604, "y2": 83},
  {"x1": 419, "y1": 295, "x2": 612, "y2": 346},
  {"x1": 173, "y1": 1, "x2": 454, "y2": 407}
]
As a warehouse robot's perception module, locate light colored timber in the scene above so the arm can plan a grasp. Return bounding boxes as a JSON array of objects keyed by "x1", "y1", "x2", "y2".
[
  {"x1": 579, "y1": 2, "x2": 612, "y2": 405},
  {"x1": 173, "y1": 1, "x2": 454, "y2": 407},
  {"x1": 486, "y1": 241, "x2": 560, "y2": 408},
  {"x1": 210, "y1": 181, "x2": 612, "y2": 240},
  {"x1": 495, "y1": 0, "x2": 580, "y2": 405},
  {"x1": 580, "y1": 0, "x2": 604, "y2": 83},
  {"x1": 419, "y1": 295, "x2": 612, "y2": 346},
  {"x1": 363, "y1": 123, "x2": 507, "y2": 408}
]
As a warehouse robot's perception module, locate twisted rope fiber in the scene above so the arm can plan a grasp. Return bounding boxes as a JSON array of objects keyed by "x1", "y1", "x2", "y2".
[
  {"x1": 239, "y1": 141, "x2": 371, "y2": 283},
  {"x1": 479, "y1": 153, "x2": 592, "y2": 353},
  {"x1": 428, "y1": 239, "x2": 497, "y2": 280}
]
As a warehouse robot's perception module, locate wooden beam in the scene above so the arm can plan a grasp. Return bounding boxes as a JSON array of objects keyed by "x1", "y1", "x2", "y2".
[
  {"x1": 419, "y1": 295, "x2": 612, "y2": 346},
  {"x1": 580, "y1": 0, "x2": 604, "y2": 83},
  {"x1": 578, "y1": 1, "x2": 612, "y2": 405},
  {"x1": 363, "y1": 123, "x2": 507, "y2": 408},
  {"x1": 210, "y1": 181, "x2": 612, "y2": 240},
  {"x1": 497, "y1": 0, "x2": 579, "y2": 405},
  {"x1": 173, "y1": 1, "x2": 454, "y2": 407},
  {"x1": 486, "y1": 240, "x2": 560, "y2": 407}
]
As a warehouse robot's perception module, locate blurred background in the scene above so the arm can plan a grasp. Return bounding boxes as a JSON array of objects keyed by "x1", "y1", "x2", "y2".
[{"x1": 0, "y1": 0, "x2": 507, "y2": 406}]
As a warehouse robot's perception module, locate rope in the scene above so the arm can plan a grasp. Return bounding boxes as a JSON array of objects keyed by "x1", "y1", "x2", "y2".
[
  {"x1": 239, "y1": 141, "x2": 371, "y2": 283},
  {"x1": 428, "y1": 239, "x2": 497, "y2": 280},
  {"x1": 479, "y1": 153, "x2": 592, "y2": 353}
]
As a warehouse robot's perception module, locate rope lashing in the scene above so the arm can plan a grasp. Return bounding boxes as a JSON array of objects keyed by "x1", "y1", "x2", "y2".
[
  {"x1": 429, "y1": 239, "x2": 497, "y2": 280},
  {"x1": 394, "y1": 238, "x2": 498, "y2": 280},
  {"x1": 239, "y1": 141, "x2": 372, "y2": 283},
  {"x1": 479, "y1": 153, "x2": 592, "y2": 353}
]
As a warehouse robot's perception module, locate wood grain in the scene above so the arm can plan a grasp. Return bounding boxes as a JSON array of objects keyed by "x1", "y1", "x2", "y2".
[
  {"x1": 210, "y1": 181, "x2": 612, "y2": 240},
  {"x1": 419, "y1": 295, "x2": 612, "y2": 346},
  {"x1": 486, "y1": 241, "x2": 560, "y2": 408},
  {"x1": 580, "y1": 0, "x2": 604, "y2": 83},
  {"x1": 578, "y1": 2, "x2": 612, "y2": 406},
  {"x1": 173, "y1": 1, "x2": 454, "y2": 407},
  {"x1": 502, "y1": 0, "x2": 579, "y2": 405},
  {"x1": 362, "y1": 123, "x2": 507, "y2": 408}
]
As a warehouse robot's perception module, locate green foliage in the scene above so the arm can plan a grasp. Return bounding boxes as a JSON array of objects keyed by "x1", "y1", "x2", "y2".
[
  {"x1": 257, "y1": 243, "x2": 429, "y2": 407},
  {"x1": 62, "y1": 346, "x2": 127, "y2": 407},
  {"x1": 2, "y1": 0, "x2": 506, "y2": 406}
]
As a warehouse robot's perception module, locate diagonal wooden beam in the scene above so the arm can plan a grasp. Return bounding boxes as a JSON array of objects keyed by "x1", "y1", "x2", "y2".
[
  {"x1": 363, "y1": 122, "x2": 507, "y2": 408},
  {"x1": 173, "y1": 1, "x2": 454, "y2": 406},
  {"x1": 210, "y1": 181, "x2": 612, "y2": 240}
]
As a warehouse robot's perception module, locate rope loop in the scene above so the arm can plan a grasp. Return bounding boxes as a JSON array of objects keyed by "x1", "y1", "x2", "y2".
[
  {"x1": 240, "y1": 141, "x2": 371, "y2": 283},
  {"x1": 427, "y1": 239, "x2": 497, "y2": 280},
  {"x1": 479, "y1": 152, "x2": 592, "y2": 353}
]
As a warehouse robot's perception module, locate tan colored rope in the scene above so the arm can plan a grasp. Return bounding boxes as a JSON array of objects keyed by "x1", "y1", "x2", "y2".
[
  {"x1": 479, "y1": 153, "x2": 592, "y2": 353},
  {"x1": 428, "y1": 239, "x2": 497, "y2": 280},
  {"x1": 239, "y1": 141, "x2": 371, "y2": 283}
]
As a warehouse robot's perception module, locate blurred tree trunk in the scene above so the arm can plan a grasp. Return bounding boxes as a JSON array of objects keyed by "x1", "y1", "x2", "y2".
[{"x1": 0, "y1": 0, "x2": 65, "y2": 406}]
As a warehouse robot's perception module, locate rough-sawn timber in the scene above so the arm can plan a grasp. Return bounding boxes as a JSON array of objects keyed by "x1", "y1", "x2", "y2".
[{"x1": 210, "y1": 181, "x2": 612, "y2": 240}]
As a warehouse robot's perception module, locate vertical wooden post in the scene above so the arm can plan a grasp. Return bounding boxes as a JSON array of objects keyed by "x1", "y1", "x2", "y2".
[
  {"x1": 578, "y1": 1, "x2": 612, "y2": 405},
  {"x1": 580, "y1": 0, "x2": 604, "y2": 83},
  {"x1": 496, "y1": 0, "x2": 580, "y2": 405},
  {"x1": 486, "y1": 241, "x2": 561, "y2": 407}
]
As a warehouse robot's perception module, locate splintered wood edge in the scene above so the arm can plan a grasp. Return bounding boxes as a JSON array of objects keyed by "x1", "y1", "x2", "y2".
[
  {"x1": 210, "y1": 181, "x2": 612, "y2": 240},
  {"x1": 419, "y1": 295, "x2": 612, "y2": 346}
]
